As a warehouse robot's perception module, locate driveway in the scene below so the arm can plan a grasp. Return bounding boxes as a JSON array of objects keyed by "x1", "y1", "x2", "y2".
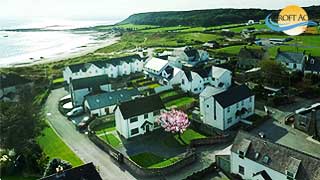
[{"x1": 45, "y1": 88, "x2": 135, "y2": 180}]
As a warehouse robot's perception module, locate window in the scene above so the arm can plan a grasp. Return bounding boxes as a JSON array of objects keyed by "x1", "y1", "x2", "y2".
[
  {"x1": 182, "y1": 79, "x2": 185, "y2": 85},
  {"x1": 293, "y1": 64, "x2": 297, "y2": 69},
  {"x1": 207, "y1": 105, "x2": 210, "y2": 108},
  {"x1": 194, "y1": 88, "x2": 198, "y2": 92},
  {"x1": 241, "y1": 100, "x2": 244, "y2": 106},
  {"x1": 227, "y1": 117, "x2": 232, "y2": 124},
  {"x1": 130, "y1": 117, "x2": 138, "y2": 123},
  {"x1": 144, "y1": 114, "x2": 148, "y2": 119},
  {"x1": 239, "y1": 165, "x2": 245, "y2": 175},
  {"x1": 236, "y1": 103, "x2": 239, "y2": 108},
  {"x1": 227, "y1": 107, "x2": 230, "y2": 112},
  {"x1": 287, "y1": 171, "x2": 294, "y2": 180},
  {"x1": 131, "y1": 128, "x2": 139, "y2": 135},
  {"x1": 249, "y1": 96, "x2": 252, "y2": 102}
]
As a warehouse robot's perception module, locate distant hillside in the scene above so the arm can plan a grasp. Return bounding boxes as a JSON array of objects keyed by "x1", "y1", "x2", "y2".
[{"x1": 119, "y1": 6, "x2": 320, "y2": 27}]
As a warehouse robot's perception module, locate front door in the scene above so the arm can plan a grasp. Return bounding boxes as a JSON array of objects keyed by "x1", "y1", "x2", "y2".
[{"x1": 145, "y1": 124, "x2": 150, "y2": 133}]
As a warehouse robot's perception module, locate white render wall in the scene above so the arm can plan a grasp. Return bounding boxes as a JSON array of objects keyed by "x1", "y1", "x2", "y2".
[
  {"x1": 210, "y1": 71, "x2": 232, "y2": 89},
  {"x1": 115, "y1": 107, "x2": 161, "y2": 139},
  {"x1": 180, "y1": 73, "x2": 204, "y2": 94},
  {"x1": 230, "y1": 152, "x2": 287, "y2": 180},
  {"x1": 201, "y1": 95, "x2": 255, "y2": 130}
]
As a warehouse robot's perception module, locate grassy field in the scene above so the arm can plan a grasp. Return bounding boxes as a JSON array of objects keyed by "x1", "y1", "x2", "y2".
[
  {"x1": 99, "y1": 134, "x2": 121, "y2": 148},
  {"x1": 141, "y1": 26, "x2": 189, "y2": 33},
  {"x1": 37, "y1": 127, "x2": 83, "y2": 166},
  {"x1": 159, "y1": 90, "x2": 179, "y2": 99},
  {"x1": 228, "y1": 23, "x2": 268, "y2": 33},
  {"x1": 130, "y1": 152, "x2": 181, "y2": 168},
  {"x1": 165, "y1": 97, "x2": 196, "y2": 108}
]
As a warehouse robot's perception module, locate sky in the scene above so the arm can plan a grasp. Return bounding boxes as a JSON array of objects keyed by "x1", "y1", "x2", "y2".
[{"x1": 1, "y1": 0, "x2": 319, "y2": 21}]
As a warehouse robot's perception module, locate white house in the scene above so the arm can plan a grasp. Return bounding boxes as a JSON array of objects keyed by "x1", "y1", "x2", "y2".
[
  {"x1": 84, "y1": 89, "x2": 141, "y2": 117},
  {"x1": 63, "y1": 55, "x2": 144, "y2": 83},
  {"x1": 230, "y1": 131, "x2": 320, "y2": 180},
  {"x1": 143, "y1": 57, "x2": 169, "y2": 79},
  {"x1": 115, "y1": 94, "x2": 165, "y2": 139},
  {"x1": 168, "y1": 47, "x2": 209, "y2": 68},
  {"x1": 304, "y1": 56, "x2": 320, "y2": 75},
  {"x1": 159, "y1": 65, "x2": 185, "y2": 86},
  {"x1": 210, "y1": 66, "x2": 232, "y2": 89},
  {"x1": 200, "y1": 85, "x2": 255, "y2": 130},
  {"x1": 70, "y1": 75, "x2": 111, "y2": 107},
  {"x1": 0, "y1": 74, "x2": 34, "y2": 102},
  {"x1": 275, "y1": 50, "x2": 308, "y2": 71},
  {"x1": 180, "y1": 70, "x2": 205, "y2": 94}
]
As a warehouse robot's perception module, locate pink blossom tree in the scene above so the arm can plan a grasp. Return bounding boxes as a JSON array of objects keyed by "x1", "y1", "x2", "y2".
[{"x1": 156, "y1": 109, "x2": 190, "y2": 143}]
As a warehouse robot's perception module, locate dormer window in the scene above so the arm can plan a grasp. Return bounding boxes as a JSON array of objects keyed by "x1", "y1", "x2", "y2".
[{"x1": 262, "y1": 155, "x2": 270, "y2": 164}]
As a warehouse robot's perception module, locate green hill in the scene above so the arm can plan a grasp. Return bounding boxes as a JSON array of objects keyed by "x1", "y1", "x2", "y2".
[{"x1": 119, "y1": 6, "x2": 320, "y2": 27}]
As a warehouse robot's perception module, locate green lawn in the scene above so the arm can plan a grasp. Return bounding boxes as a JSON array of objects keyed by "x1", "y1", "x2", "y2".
[
  {"x1": 1, "y1": 176, "x2": 37, "y2": 180},
  {"x1": 99, "y1": 134, "x2": 121, "y2": 148},
  {"x1": 210, "y1": 45, "x2": 244, "y2": 55},
  {"x1": 159, "y1": 90, "x2": 179, "y2": 99},
  {"x1": 52, "y1": 77, "x2": 64, "y2": 84},
  {"x1": 147, "y1": 83, "x2": 161, "y2": 89},
  {"x1": 130, "y1": 152, "x2": 181, "y2": 168},
  {"x1": 37, "y1": 127, "x2": 83, "y2": 166},
  {"x1": 94, "y1": 120, "x2": 116, "y2": 133},
  {"x1": 165, "y1": 97, "x2": 196, "y2": 108},
  {"x1": 162, "y1": 129, "x2": 207, "y2": 147},
  {"x1": 141, "y1": 26, "x2": 189, "y2": 33},
  {"x1": 228, "y1": 23, "x2": 268, "y2": 33}
]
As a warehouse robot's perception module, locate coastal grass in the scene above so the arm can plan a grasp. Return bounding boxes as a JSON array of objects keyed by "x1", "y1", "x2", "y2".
[
  {"x1": 37, "y1": 127, "x2": 83, "y2": 166},
  {"x1": 130, "y1": 152, "x2": 180, "y2": 168}
]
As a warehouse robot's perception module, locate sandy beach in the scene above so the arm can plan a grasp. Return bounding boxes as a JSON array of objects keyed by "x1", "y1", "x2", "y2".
[{"x1": 4, "y1": 36, "x2": 120, "y2": 68}]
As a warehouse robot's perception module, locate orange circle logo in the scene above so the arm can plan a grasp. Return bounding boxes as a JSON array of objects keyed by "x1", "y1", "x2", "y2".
[{"x1": 278, "y1": 5, "x2": 308, "y2": 36}]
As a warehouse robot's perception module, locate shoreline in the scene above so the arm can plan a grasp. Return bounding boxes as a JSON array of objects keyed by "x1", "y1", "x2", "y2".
[{"x1": 1, "y1": 35, "x2": 120, "y2": 68}]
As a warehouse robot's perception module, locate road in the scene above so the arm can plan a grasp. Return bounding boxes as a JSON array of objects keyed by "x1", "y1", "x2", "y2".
[{"x1": 45, "y1": 88, "x2": 135, "y2": 180}]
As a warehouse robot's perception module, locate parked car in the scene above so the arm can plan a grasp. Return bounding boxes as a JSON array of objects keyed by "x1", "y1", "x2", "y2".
[
  {"x1": 66, "y1": 107, "x2": 83, "y2": 117},
  {"x1": 77, "y1": 116, "x2": 93, "y2": 132}
]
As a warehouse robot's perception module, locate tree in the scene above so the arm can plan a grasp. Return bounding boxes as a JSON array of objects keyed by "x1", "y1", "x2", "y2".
[
  {"x1": 0, "y1": 102, "x2": 45, "y2": 153},
  {"x1": 259, "y1": 60, "x2": 288, "y2": 87},
  {"x1": 156, "y1": 109, "x2": 190, "y2": 143},
  {"x1": 43, "y1": 158, "x2": 72, "y2": 177}
]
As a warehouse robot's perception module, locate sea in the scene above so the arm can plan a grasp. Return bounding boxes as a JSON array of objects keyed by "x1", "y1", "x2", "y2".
[{"x1": 0, "y1": 17, "x2": 120, "y2": 67}]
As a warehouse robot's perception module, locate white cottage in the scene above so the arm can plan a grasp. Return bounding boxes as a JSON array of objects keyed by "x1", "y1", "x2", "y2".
[
  {"x1": 160, "y1": 65, "x2": 185, "y2": 86},
  {"x1": 115, "y1": 94, "x2": 165, "y2": 139},
  {"x1": 180, "y1": 70, "x2": 205, "y2": 94},
  {"x1": 275, "y1": 50, "x2": 308, "y2": 71},
  {"x1": 231, "y1": 131, "x2": 320, "y2": 180},
  {"x1": 144, "y1": 57, "x2": 169, "y2": 78},
  {"x1": 70, "y1": 75, "x2": 111, "y2": 107},
  {"x1": 200, "y1": 85, "x2": 255, "y2": 130},
  {"x1": 210, "y1": 66, "x2": 232, "y2": 89},
  {"x1": 84, "y1": 89, "x2": 141, "y2": 117},
  {"x1": 168, "y1": 47, "x2": 209, "y2": 68},
  {"x1": 63, "y1": 55, "x2": 144, "y2": 83}
]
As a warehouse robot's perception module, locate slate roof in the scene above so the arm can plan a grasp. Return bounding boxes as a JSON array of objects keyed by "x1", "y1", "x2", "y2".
[
  {"x1": 275, "y1": 51, "x2": 305, "y2": 64},
  {"x1": 200, "y1": 86, "x2": 225, "y2": 98},
  {"x1": 213, "y1": 85, "x2": 253, "y2": 108},
  {"x1": 144, "y1": 57, "x2": 169, "y2": 72},
  {"x1": 70, "y1": 75, "x2": 109, "y2": 90},
  {"x1": 237, "y1": 47, "x2": 266, "y2": 67},
  {"x1": 40, "y1": 162, "x2": 102, "y2": 180},
  {"x1": 118, "y1": 94, "x2": 165, "y2": 119},
  {"x1": 231, "y1": 131, "x2": 320, "y2": 180},
  {"x1": 193, "y1": 66, "x2": 212, "y2": 78},
  {"x1": 305, "y1": 56, "x2": 320, "y2": 72},
  {"x1": 85, "y1": 89, "x2": 141, "y2": 110},
  {"x1": 0, "y1": 74, "x2": 32, "y2": 89},
  {"x1": 67, "y1": 54, "x2": 143, "y2": 72}
]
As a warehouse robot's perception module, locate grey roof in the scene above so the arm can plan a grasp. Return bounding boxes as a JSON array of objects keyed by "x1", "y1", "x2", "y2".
[
  {"x1": 70, "y1": 75, "x2": 110, "y2": 91},
  {"x1": 232, "y1": 131, "x2": 320, "y2": 180},
  {"x1": 237, "y1": 47, "x2": 266, "y2": 67},
  {"x1": 119, "y1": 94, "x2": 165, "y2": 119},
  {"x1": 85, "y1": 89, "x2": 141, "y2": 110},
  {"x1": 213, "y1": 85, "x2": 254, "y2": 108},
  {"x1": 193, "y1": 66, "x2": 212, "y2": 78},
  {"x1": 68, "y1": 55, "x2": 143, "y2": 73},
  {"x1": 40, "y1": 162, "x2": 102, "y2": 180},
  {"x1": 0, "y1": 74, "x2": 32, "y2": 89},
  {"x1": 275, "y1": 51, "x2": 305, "y2": 64},
  {"x1": 305, "y1": 57, "x2": 320, "y2": 72}
]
